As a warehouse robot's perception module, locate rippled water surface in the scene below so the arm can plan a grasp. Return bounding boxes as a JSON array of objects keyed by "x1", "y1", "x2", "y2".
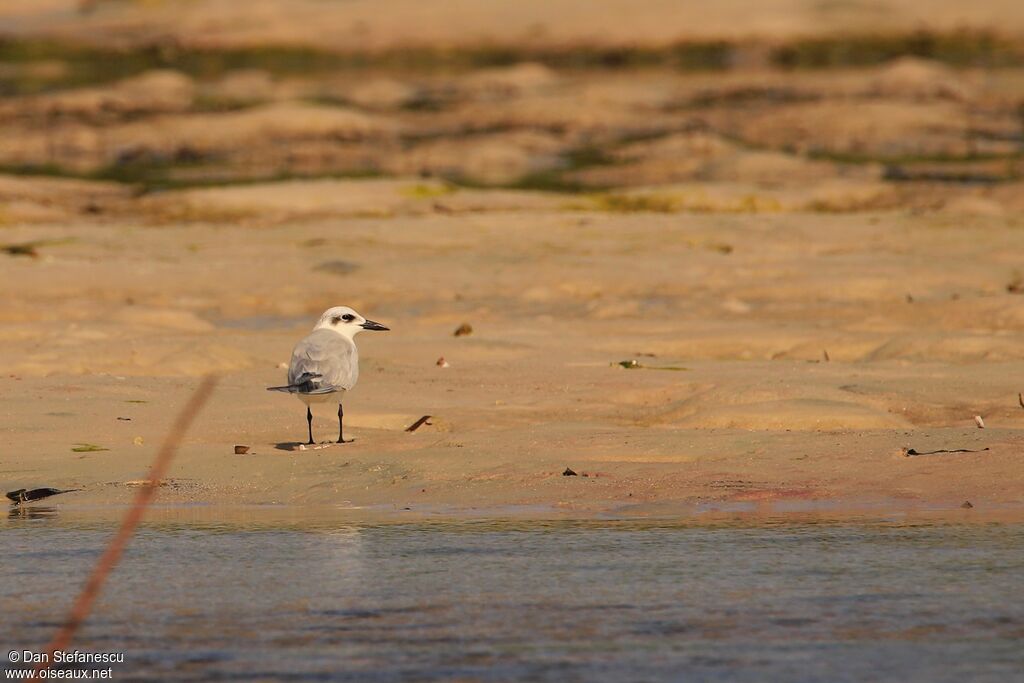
[{"x1": 2, "y1": 509, "x2": 1023, "y2": 682}]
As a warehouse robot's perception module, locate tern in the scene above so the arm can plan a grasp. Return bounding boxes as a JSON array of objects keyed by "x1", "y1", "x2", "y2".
[{"x1": 267, "y1": 306, "x2": 389, "y2": 445}]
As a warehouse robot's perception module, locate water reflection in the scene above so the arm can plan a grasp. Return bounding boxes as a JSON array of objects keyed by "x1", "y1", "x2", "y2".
[{"x1": 8, "y1": 505, "x2": 59, "y2": 520}]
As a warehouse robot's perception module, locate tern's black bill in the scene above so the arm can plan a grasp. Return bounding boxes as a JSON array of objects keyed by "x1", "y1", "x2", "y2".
[{"x1": 361, "y1": 320, "x2": 390, "y2": 331}]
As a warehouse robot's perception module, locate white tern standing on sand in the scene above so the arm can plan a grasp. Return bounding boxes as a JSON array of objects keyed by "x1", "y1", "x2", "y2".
[{"x1": 267, "y1": 306, "x2": 389, "y2": 445}]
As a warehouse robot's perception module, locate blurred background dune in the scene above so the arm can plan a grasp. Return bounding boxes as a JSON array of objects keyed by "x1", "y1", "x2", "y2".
[{"x1": 5, "y1": 0, "x2": 1024, "y2": 48}]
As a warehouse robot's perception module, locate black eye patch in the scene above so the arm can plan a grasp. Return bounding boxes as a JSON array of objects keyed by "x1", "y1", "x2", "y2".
[
  {"x1": 342, "y1": 314, "x2": 355, "y2": 322},
  {"x1": 331, "y1": 316, "x2": 343, "y2": 324}
]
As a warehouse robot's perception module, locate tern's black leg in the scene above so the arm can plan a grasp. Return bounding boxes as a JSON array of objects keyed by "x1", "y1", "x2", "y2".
[
  {"x1": 306, "y1": 406, "x2": 314, "y2": 445},
  {"x1": 337, "y1": 403, "x2": 350, "y2": 443}
]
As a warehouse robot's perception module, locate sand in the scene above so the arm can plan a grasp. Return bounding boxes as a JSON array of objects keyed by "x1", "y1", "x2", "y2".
[
  {"x1": 1, "y1": 7, "x2": 1023, "y2": 517},
  {"x1": 5, "y1": 0, "x2": 1024, "y2": 49},
  {"x1": 2, "y1": 175, "x2": 1023, "y2": 515}
]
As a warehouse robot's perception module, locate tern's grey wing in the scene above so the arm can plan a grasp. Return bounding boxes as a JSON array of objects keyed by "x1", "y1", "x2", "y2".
[{"x1": 287, "y1": 329, "x2": 358, "y2": 392}]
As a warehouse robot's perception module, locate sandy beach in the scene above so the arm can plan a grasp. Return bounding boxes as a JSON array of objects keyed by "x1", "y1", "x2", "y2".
[
  {"x1": 3, "y1": 175, "x2": 1023, "y2": 514},
  {"x1": 2, "y1": 2, "x2": 1023, "y2": 517}
]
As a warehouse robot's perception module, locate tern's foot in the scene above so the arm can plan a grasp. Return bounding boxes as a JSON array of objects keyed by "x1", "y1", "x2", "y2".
[{"x1": 336, "y1": 438, "x2": 354, "y2": 444}]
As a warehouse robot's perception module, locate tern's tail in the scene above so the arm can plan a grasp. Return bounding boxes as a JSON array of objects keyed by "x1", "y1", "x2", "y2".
[{"x1": 266, "y1": 372, "x2": 322, "y2": 393}]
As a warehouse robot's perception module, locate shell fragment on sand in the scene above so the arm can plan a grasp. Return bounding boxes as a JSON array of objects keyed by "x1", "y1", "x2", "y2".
[{"x1": 294, "y1": 442, "x2": 343, "y2": 451}]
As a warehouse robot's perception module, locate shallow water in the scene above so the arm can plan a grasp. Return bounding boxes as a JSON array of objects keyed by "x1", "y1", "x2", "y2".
[{"x1": 2, "y1": 509, "x2": 1023, "y2": 682}]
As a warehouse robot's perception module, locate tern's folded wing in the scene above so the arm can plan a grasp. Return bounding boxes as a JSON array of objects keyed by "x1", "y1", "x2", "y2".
[{"x1": 287, "y1": 329, "x2": 358, "y2": 392}]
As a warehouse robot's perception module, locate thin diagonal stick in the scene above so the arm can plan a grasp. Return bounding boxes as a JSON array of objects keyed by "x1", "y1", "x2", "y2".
[{"x1": 34, "y1": 375, "x2": 218, "y2": 673}]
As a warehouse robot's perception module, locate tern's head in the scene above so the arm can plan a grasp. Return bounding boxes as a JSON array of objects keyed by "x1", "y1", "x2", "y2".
[{"x1": 313, "y1": 306, "x2": 389, "y2": 338}]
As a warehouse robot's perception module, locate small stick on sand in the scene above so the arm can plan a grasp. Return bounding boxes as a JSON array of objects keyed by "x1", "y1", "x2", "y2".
[
  {"x1": 1018, "y1": 393, "x2": 1023, "y2": 409},
  {"x1": 905, "y1": 447, "x2": 990, "y2": 457},
  {"x1": 405, "y1": 415, "x2": 433, "y2": 433},
  {"x1": 974, "y1": 415, "x2": 985, "y2": 429},
  {"x1": 6, "y1": 488, "x2": 79, "y2": 505}
]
